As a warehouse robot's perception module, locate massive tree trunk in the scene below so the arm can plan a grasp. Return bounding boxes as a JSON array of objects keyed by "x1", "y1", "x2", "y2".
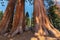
[
  {"x1": 34, "y1": 0, "x2": 60, "y2": 38},
  {"x1": 22, "y1": 12, "x2": 26, "y2": 31},
  {"x1": 22, "y1": 1, "x2": 26, "y2": 31},
  {"x1": 7, "y1": 12, "x2": 14, "y2": 32},
  {"x1": 9, "y1": 0, "x2": 25, "y2": 37},
  {"x1": 0, "y1": 0, "x2": 16, "y2": 34}
]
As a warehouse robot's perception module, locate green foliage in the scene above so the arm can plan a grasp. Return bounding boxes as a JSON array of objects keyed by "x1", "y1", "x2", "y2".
[
  {"x1": 26, "y1": 12, "x2": 29, "y2": 17},
  {"x1": 26, "y1": 12, "x2": 31, "y2": 27},
  {"x1": 0, "y1": 11, "x2": 3, "y2": 21},
  {"x1": 28, "y1": 0, "x2": 33, "y2": 5},
  {"x1": 48, "y1": 5, "x2": 60, "y2": 30},
  {"x1": 31, "y1": 15, "x2": 34, "y2": 27},
  {"x1": 45, "y1": 0, "x2": 54, "y2": 6}
]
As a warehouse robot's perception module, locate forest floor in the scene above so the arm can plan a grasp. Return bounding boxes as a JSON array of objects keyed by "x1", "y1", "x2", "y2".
[{"x1": 0, "y1": 31, "x2": 60, "y2": 40}]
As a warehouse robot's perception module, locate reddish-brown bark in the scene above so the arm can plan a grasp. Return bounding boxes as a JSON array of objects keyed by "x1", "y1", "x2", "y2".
[
  {"x1": 34, "y1": 0, "x2": 60, "y2": 38},
  {"x1": 9, "y1": 0, "x2": 25, "y2": 37},
  {"x1": 22, "y1": 13, "x2": 26, "y2": 31},
  {"x1": 0, "y1": 0, "x2": 16, "y2": 34}
]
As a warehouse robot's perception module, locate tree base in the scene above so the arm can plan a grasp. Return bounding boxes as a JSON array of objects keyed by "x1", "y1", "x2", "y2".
[
  {"x1": 31, "y1": 36, "x2": 60, "y2": 40},
  {"x1": 0, "y1": 31, "x2": 60, "y2": 40}
]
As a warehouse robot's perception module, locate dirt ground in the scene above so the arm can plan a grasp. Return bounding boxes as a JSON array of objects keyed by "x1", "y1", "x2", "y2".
[
  {"x1": 0, "y1": 31, "x2": 34, "y2": 40},
  {"x1": 0, "y1": 31, "x2": 60, "y2": 40}
]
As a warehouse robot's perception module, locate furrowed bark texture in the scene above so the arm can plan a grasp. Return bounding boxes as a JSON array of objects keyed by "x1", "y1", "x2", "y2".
[
  {"x1": 10, "y1": 0, "x2": 24, "y2": 36},
  {"x1": 34, "y1": 0, "x2": 60, "y2": 38},
  {"x1": 0, "y1": 0, "x2": 16, "y2": 34},
  {"x1": 22, "y1": 1, "x2": 26, "y2": 31},
  {"x1": 22, "y1": 12, "x2": 26, "y2": 31}
]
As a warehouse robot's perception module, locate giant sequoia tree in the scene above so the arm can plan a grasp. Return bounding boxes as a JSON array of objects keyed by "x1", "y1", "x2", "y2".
[
  {"x1": 0, "y1": 0, "x2": 25, "y2": 36},
  {"x1": 0, "y1": 0, "x2": 16, "y2": 34},
  {"x1": 9, "y1": 0, "x2": 25, "y2": 37},
  {"x1": 33, "y1": 0, "x2": 60, "y2": 38},
  {"x1": 0, "y1": 0, "x2": 60, "y2": 39}
]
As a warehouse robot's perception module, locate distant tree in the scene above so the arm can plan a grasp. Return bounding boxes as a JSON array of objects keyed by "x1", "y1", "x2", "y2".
[
  {"x1": 1, "y1": 1, "x2": 5, "y2": 6},
  {"x1": 26, "y1": 12, "x2": 30, "y2": 27},
  {"x1": 0, "y1": 11, "x2": 3, "y2": 21},
  {"x1": 28, "y1": 0, "x2": 33, "y2": 5},
  {"x1": 46, "y1": 0, "x2": 60, "y2": 30},
  {"x1": 31, "y1": 13, "x2": 34, "y2": 27},
  {"x1": 45, "y1": 0, "x2": 54, "y2": 7},
  {"x1": 48, "y1": 5, "x2": 60, "y2": 30},
  {"x1": 26, "y1": 12, "x2": 29, "y2": 17}
]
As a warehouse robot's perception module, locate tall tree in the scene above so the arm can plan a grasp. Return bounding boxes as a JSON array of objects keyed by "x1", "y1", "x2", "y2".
[
  {"x1": 26, "y1": 12, "x2": 30, "y2": 27},
  {"x1": 0, "y1": 11, "x2": 3, "y2": 21},
  {"x1": 33, "y1": 0, "x2": 60, "y2": 39},
  {"x1": 9, "y1": 0, "x2": 25, "y2": 37},
  {"x1": 21, "y1": 0, "x2": 25, "y2": 32},
  {"x1": 0, "y1": 0, "x2": 16, "y2": 34}
]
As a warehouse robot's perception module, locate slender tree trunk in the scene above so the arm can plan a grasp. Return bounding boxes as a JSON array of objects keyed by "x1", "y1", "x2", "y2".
[
  {"x1": 34, "y1": 0, "x2": 60, "y2": 38},
  {"x1": 9, "y1": 0, "x2": 25, "y2": 37},
  {"x1": 0, "y1": 0, "x2": 16, "y2": 34}
]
